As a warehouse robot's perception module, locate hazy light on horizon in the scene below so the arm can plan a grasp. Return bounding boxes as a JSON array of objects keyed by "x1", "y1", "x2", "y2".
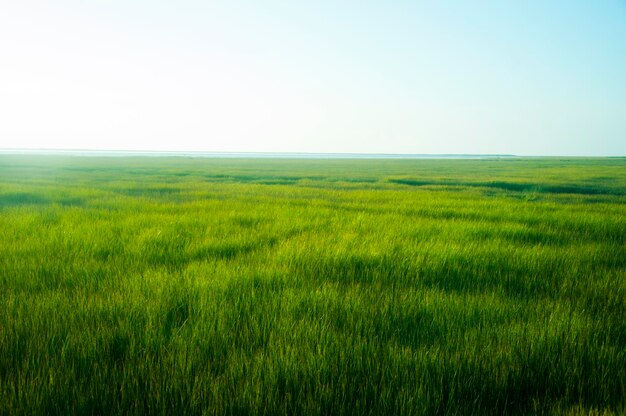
[{"x1": 1, "y1": 1, "x2": 625, "y2": 156}]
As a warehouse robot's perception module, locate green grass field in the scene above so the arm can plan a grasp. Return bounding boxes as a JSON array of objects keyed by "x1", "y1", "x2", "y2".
[{"x1": 0, "y1": 155, "x2": 625, "y2": 415}]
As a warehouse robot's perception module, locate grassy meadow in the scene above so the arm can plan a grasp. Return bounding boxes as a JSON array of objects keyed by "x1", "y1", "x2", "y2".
[{"x1": 0, "y1": 155, "x2": 625, "y2": 415}]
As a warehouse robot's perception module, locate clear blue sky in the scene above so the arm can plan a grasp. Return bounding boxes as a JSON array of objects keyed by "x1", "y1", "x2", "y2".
[{"x1": 1, "y1": 1, "x2": 625, "y2": 155}]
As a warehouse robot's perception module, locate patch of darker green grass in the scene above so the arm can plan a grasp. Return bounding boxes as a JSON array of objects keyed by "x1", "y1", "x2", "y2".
[
  {"x1": 0, "y1": 192, "x2": 49, "y2": 207},
  {"x1": 389, "y1": 178, "x2": 624, "y2": 196}
]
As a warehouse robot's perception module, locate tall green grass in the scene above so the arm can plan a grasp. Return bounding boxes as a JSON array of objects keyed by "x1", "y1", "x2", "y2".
[{"x1": 0, "y1": 156, "x2": 625, "y2": 415}]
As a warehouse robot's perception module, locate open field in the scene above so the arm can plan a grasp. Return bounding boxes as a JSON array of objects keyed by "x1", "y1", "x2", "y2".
[{"x1": 0, "y1": 155, "x2": 625, "y2": 415}]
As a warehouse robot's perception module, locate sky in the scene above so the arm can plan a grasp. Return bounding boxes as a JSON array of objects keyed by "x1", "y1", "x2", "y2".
[{"x1": 1, "y1": 1, "x2": 625, "y2": 156}]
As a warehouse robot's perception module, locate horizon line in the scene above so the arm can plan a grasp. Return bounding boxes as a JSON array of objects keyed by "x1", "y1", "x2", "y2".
[{"x1": 0, "y1": 148, "x2": 624, "y2": 159}]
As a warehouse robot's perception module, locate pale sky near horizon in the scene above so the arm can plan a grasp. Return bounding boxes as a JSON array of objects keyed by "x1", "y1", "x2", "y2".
[{"x1": 1, "y1": 1, "x2": 625, "y2": 155}]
